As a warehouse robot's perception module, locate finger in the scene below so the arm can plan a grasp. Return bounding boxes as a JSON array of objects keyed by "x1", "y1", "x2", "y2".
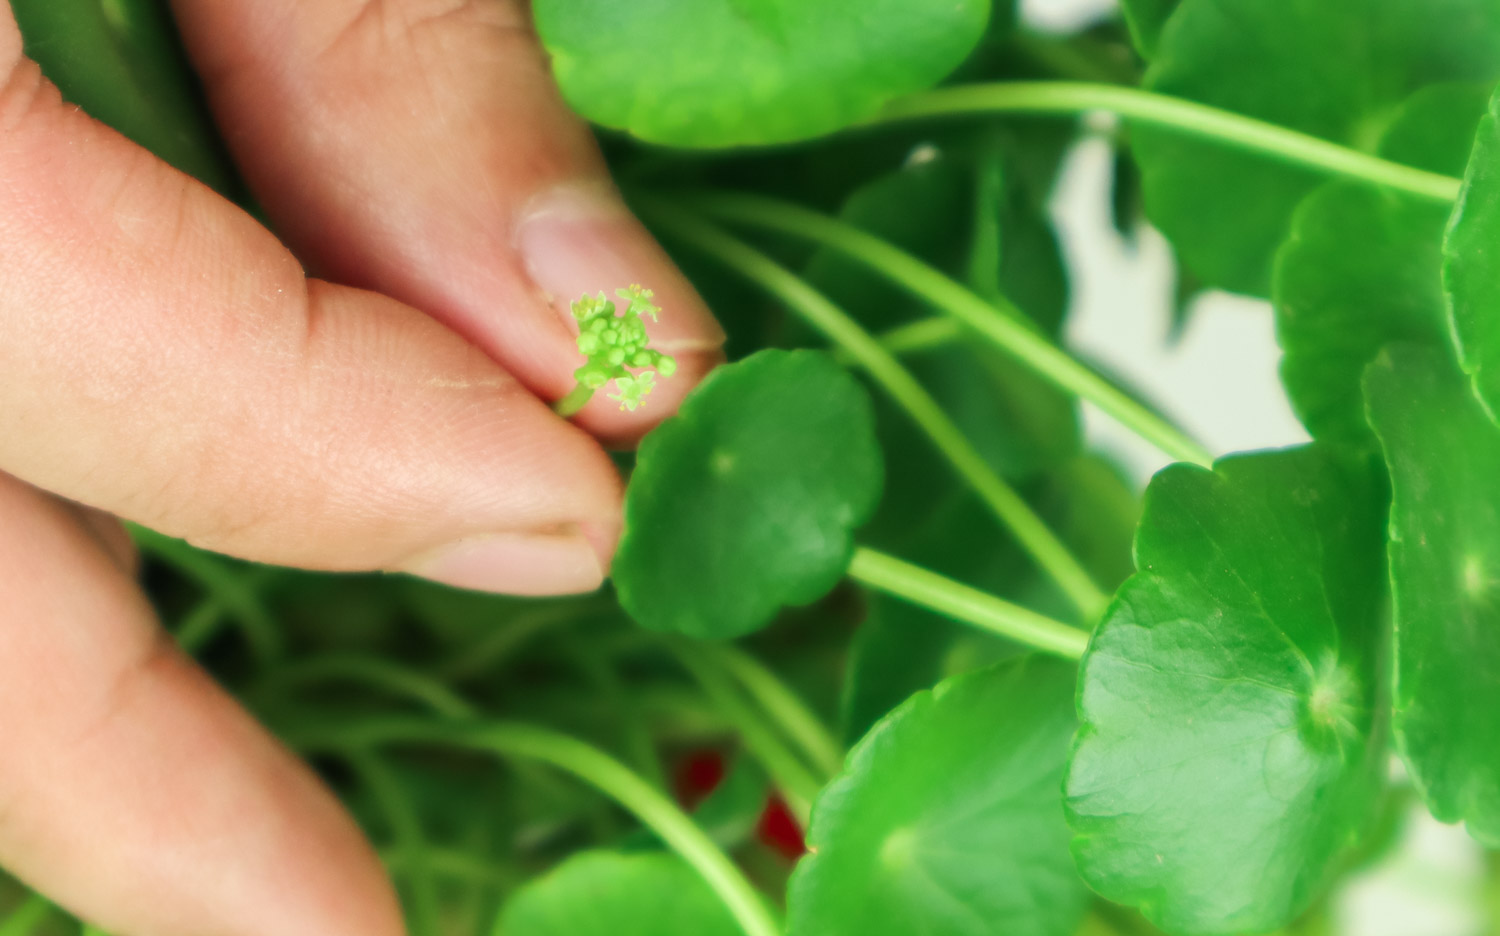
[
  {"x1": 0, "y1": 473, "x2": 403, "y2": 936},
  {"x1": 0, "y1": 9, "x2": 620, "y2": 594},
  {"x1": 168, "y1": 0, "x2": 724, "y2": 445}
]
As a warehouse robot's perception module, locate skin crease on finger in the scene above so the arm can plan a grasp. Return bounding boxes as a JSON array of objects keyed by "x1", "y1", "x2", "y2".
[
  {"x1": 0, "y1": 474, "x2": 405, "y2": 936},
  {"x1": 167, "y1": 0, "x2": 726, "y2": 446},
  {"x1": 0, "y1": 22, "x2": 626, "y2": 586}
]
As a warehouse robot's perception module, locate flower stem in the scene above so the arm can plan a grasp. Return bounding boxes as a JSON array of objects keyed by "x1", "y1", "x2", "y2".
[
  {"x1": 678, "y1": 191, "x2": 1213, "y2": 469},
  {"x1": 553, "y1": 383, "x2": 595, "y2": 418},
  {"x1": 286, "y1": 718, "x2": 781, "y2": 936},
  {"x1": 873, "y1": 82, "x2": 1461, "y2": 204},
  {"x1": 638, "y1": 198, "x2": 1109, "y2": 620},
  {"x1": 670, "y1": 641, "x2": 823, "y2": 825},
  {"x1": 848, "y1": 547, "x2": 1091, "y2": 661}
]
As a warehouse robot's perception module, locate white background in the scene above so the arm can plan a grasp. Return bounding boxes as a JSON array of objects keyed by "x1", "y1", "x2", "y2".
[{"x1": 1020, "y1": 0, "x2": 1488, "y2": 932}]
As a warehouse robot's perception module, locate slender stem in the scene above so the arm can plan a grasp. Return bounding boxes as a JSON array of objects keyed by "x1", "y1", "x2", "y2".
[
  {"x1": 708, "y1": 644, "x2": 844, "y2": 779},
  {"x1": 286, "y1": 718, "x2": 781, "y2": 936},
  {"x1": 868, "y1": 317, "x2": 966, "y2": 358},
  {"x1": 553, "y1": 383, "x2": 595, "y2": 418},
  {"x1": 875, "y1": 82, "x2": 1462, "y2": 204},
  {"x1": 174, "y1": 596, "x2": 226, "y2": 653},
  {"x1": 128, "y1": 525, "x2": 283, "y2": 662},
  {"x1": 848, "y1": 547, "x2": 1091, "y2": 660},
  {"x1": 567, "y1": 638, "x2": 668, "y2": 790},
  {"x1": 0, "y1": 897, "x2": 51, "y2": 936},
  {"x1": 638, "y1": 199, "x2": 1109, "y2": 620},
  {"x1": 379, "y1": 846, "x2": 519, "y2": 888},
  {"x1": 677, "y1": 191, "x2": 1213, "y2": 469},
  {"x1": 251, "y1": 655, "x2": 477, "y2": 720},
  {"x1": 347, "y1": 752, "x2": 442, "y2": 936},
  {"x1": 670, "y1": 641, "x2": 823, "y2": 825}
]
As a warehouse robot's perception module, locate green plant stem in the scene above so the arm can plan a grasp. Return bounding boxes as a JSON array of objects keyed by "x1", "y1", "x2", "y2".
[
  {"x1": 708, "y1": 644, "x2": 844, "y2": 779},
  {"x1": 677, "y1": 191, "x2": 1213, "y2": 469},
  {"x1": 553, "y1": 383, "x2": 595, "y2": 418},
  {"x1": 848, "y1": 547, "x2": 1091, "y2": 660},
  {"x1": 379, "y1": 845, "x2": 519, "y2": 888},
  {"x1": 875, "y1": 82, "x2": 1462, "y2": 204},
  {"x1": 567, "y1": 639, "x2": 668, "y2": 791},
  {"x1": 251, "y1": 654, "x2": 477, "y2": 719},
  {"x1": 174, "y1": 596, "x2": 226, "y2": 653},
  {"x1": 128, "y1": 525, "x2": 282, "y2": 662},
  {"x1": 670, "y1": 642, "x2": 824, "y2": 825},
  {"x1": 286, "y1": 718, "x2": 781, "y2": 936},
  {"x1": 639, "y1": 199, "x2": 1109, "y2": 621},
  {"x1": 347, "y1": 752, "x2": 442, "y2": 936},
  {"x1": 0, "y1": 897, "x2": 51, "y2": 936}
]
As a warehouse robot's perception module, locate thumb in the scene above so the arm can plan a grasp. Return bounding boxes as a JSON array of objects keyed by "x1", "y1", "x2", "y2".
[{"x1": 171, "y1": 0, "x2": 725, "y2": 445}]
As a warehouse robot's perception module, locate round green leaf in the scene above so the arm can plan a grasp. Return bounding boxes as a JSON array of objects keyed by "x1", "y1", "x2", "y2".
[
  {"x1": 532, "y1": 0, "x2": 991, "y2": 148},
  {"x1": 1273, "y1": 83, "x2": 1490, "y2": 449},
  {"x1": 792, "y1": 657, "x2": 1090, "y2": 936},
  {"x1": 494, "y1": 851, "x2": 740, "y2": 936},
  {"x1": 1443, "y1": 85, "x2": 1500, "y2": 425},
  {"x1": 1120, "y1": 0, "x2": 1181, "y2": 58},
  {"x1": 614, "y1": 349, "x2": 882, "y2": 639},
  {"x1": 1066, "y1": 447, "x2": 1387, "y2": 935},
  {"x1": 1365, "y1": 343, "x2": 1500, "y2": 846},
  {"x1": 1136, "y1": 0, "x2": 1500, "y2": 295}
]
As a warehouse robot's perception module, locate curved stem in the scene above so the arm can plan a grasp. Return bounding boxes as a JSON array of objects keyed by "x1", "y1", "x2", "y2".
[
  {"x1": 286, "y1": 718, "x2": 781, "y2": 936},
  {"x1": 670, "y1": 641, "x2": 823, "y2": 825},
  {"x1": 875, "y1": 82, "x2": 1462, "y2": 204},
  {"x1": 676, "y1": 191, "x2": 1213, "y2": 469},
  {"x1": 708, "y1": 644, "x2": 844, "y2": 779},
  {"x1": 553, "y1": 383, "x2": 595, "y2": 418},
  {"x1": 0, "y1": 896, "x2": 51, "y2": 936},
  {"x1": 848, "y1": 547, "x2": 1091, "y2": 661},
  {"x1": 251, "y1": 654, "x2": 477, "y2": 719},
  {"x1": 347, "y1": 752, "x2": 442, "y2": 936},
  {"x1": 379, "y1": 845, "x2": 519, "y2": 888},
  {"x1": 638, "y1": 199, "x2": 1109, "y2": 620},
  {"x1": 128, "y1": 526, "x2": 282, "y2": 663}
]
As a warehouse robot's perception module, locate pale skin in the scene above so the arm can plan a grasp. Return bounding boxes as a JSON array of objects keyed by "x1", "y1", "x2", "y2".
[{"x1": 0, "y1": 0, "x2": 725, "y2": 933}]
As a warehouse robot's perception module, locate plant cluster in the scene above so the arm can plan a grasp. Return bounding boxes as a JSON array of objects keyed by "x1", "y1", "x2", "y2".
[{"x1": 8, "y1": 0, "x2": 1500, "y2": 935}]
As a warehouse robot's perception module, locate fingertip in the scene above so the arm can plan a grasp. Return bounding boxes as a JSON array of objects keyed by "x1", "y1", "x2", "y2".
[{"x1": 518, "y1": 183, "x2": 725, "y2": 443}]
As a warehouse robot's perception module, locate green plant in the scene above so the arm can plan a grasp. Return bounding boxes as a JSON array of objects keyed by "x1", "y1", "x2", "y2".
[{"x1": 10, "y1": 1, "x2": 1500, "y2": 935}]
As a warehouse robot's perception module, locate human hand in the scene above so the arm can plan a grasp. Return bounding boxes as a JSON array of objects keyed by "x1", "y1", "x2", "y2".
[{"x1": 0, "y1": 0, "x2": 723, "y2": 932}]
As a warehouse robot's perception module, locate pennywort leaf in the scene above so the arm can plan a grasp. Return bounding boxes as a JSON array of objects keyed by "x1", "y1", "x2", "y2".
[
  {"x1": 791, "y1": 657, "x2": 1089, "y2": 936},
  {"x1": 1065, "y1": 447, "x2": 1387, "y2": 935},
  {"x1": 1136, "y1": 0, "x2": 1500, "y2": 295},
  {"x1": 494, "y1": 851, "x2": 740, "y2": 936},
  {"x1": 533, "y1": 0, "x2": 992, "y2": 148},
  {"x1": 1365, "y1": 343, "x2": 1500, "y2": 846},
  {"x1": 1273, "y1": 84, "x2": 1490, "y2": 449},
  {"x1": 613, "y1": 349, "x2": 883, "y2": 639},
  {"x1": 1443, "y1": 83, "x2": 1500, "y2": 426}
]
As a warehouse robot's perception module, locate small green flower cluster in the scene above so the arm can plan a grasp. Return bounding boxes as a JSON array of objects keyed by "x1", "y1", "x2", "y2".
[{"x1": 571, "y1": 285, "x2": 677, "y2": 411}]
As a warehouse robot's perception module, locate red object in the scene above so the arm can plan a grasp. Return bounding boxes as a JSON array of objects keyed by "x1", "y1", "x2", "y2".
[
  {"x1": 756, "y1": 793, "x2": 807, "y2": 859},
  {"x1": 674, "y1": 749, "x2": 726, "y2": 809}
]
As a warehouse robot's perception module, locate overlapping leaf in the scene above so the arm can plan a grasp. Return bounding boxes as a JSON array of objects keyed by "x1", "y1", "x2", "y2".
[
  {"x1": 495, "y1": 851, "x2": 739, "y2": 936},
  {"x1": 532, "y1": 0, "x2": 991, "y2": 147},
  {"x1": 1365, "y1": 344, "x2": 1500, "y2": 845},
  {"x1": 792, "y1": 657, "x2": 1089, "y2": 936},
  {"x1": 1136, "y1": 0, "x2": 1500, "y2": 295},
  {"x1": 1066, "y1": 447, "x2": 1387, "y2": 935},
  {"x1": 1443, "y1": 83, "x2": 1500, "y2": 425},
  {"x1": 613, "y1": 350, "x2": 882, "y2": 639},
  {"x1": 1273, "y1": 83, "x2": 1490, "y2": 449}
]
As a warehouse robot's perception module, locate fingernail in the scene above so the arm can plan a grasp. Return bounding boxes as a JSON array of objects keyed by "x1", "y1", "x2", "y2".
[
  {"x1": 403, "y1": 530, "x2": 605, "y2": 596},
  {"x1": 516, "y1": 183, "x2": 726, "y2": 350}
]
